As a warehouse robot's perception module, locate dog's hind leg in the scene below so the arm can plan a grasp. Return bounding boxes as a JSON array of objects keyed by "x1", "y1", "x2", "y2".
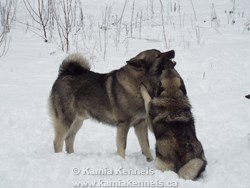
[
  {"x1": 53, "y1": 119, "x2": 70, "y2": 153},
  {"x1": 65, "y1": 118, "x2": 83, "y2": 153},
  {"x1": 134, "y1": 121, "x2": 153, "y2": 162},
  {"x1": 116, "y1": 124, "x2": 130, "y2": 159}
]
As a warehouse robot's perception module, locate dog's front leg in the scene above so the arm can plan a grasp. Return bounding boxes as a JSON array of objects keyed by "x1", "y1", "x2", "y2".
[
  {"x1": 134, "y1": 121, "x2": 153, "y2": 162},
  {"x1": 116, "y1": 124, "x2": 130, "y2": 159}
]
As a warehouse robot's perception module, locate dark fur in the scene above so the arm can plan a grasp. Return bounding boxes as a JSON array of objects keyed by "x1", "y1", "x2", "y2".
[
  {"x1": 49, "y1": 49, "x2": 175, "y2": 160},
  {"x1": 140, "y1": 53, "x2": 206, "y2": 180},
  {"x1": 245, "y1": 94, "x2": 250, "y2": 99}
]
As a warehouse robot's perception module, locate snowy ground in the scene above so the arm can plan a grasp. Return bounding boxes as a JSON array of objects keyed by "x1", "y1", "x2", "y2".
[{"x1": 0, "y1": 0, "x2": 250, "y2": 188}]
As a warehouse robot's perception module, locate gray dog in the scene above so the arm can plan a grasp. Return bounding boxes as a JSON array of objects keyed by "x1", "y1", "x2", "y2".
[
  {"x1": 48, "y1": 49, "x2": 175, "y2": 161},
  {"x1": 140, "y1": 52, "x2": 206, "y2": 180}
]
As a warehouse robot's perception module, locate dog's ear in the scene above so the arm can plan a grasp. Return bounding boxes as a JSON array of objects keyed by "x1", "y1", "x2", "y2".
[
  {"x1": 126, "y1": 58, "x2": 146, "y2": 68},
  {"x1": 165, "y1": 50, "x2": 175, "y2": 59}
]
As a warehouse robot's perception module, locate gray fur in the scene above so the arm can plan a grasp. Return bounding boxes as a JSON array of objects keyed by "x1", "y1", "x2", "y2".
[
  {"x1": 140, "y1": 53, "x2": 206, "y2": 180},
  {"x1": 49, "y1": 49, "x2": 175, "y2": 161}
]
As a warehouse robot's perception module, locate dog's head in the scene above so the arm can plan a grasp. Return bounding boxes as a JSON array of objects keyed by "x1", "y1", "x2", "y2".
[
  {"x1": 155, "y1": 52, "x2": 187, "y2": 96},
  {"x1": 126, "y1": 49, "x2": 175, "y2": 75},
  {"x1": 126, "y1": 49, "x2": 176, "y2": 95}
]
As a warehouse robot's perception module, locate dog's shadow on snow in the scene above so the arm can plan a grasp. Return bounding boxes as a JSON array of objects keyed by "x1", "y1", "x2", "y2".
[{"x1": 64, "y1": 150, "x2": 156, "y2": 168}]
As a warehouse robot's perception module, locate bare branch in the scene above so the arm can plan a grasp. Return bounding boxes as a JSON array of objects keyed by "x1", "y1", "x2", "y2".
[
  {"x1": 159, "y1": 0, "x2": 168, "y2": 49},
  {"x1": 23, "y1": 0, "x2": 51, "y2": 42},
  {"x1": 0, "y1": 0, "x2": 16, "y2": 57},
  {"x1": 52, "y1": 0, "x2": 78, "y2": 52}
]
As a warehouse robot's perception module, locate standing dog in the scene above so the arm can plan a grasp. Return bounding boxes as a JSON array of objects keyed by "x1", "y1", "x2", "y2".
[
  {"x1": 48, "y1": 49, "x2": 175, "y2": 161},
  {"x1": 140, "y1": 53, "x2": 206, "y2": 180}
]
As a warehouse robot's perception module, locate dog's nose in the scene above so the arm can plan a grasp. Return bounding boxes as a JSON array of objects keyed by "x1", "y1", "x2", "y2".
[{"x1": 161, "y1": 50, "x2": 175, "y2": 59}]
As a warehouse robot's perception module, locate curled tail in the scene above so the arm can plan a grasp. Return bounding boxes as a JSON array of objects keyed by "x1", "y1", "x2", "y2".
[
  {"x1": 59, "y1": 53, "x2": 91, "y2": 76},
  {"x1": 178, "y1": 158, "x2": 206, "y2": 180}
]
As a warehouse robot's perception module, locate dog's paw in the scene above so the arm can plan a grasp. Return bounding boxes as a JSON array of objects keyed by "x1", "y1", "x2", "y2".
[
  {"x1": 146, "y1": 157, "x2": 153, "y2": 162},
  {"x1": 116, "y1": 151, "x2": 126, "y2": 159}
]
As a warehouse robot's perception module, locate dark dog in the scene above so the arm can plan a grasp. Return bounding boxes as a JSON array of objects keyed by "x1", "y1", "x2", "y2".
[
  {"x1": 245, "y1": 94, "x2": 250, "y2": 99},
  {"x1": 140, "y1": 53, "x2": 206, "y2": 180},
  {"x1": 49, "y1": 49, "x2": 175, "y2": 161}
]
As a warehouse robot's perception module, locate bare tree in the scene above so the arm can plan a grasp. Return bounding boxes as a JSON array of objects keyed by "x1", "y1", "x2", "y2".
[
  {"x1": 23, "y1": 0, "x2": 52, "y2": 42},
  {"x1": 190, "y1": 0, "x2": 201, "y2": 44},
  {"x1": 211, "y1": 3, "x2": 220, "y2": 28},
  {"x1": 116, "y1": 0, "x2": 128, "y2": 44},
  {"x1": 0, "y1": 0, "x2": 16, "y2": 57},
  {"x1": 159, "y1": 0, "x2": 168, "y2": 49},
  {"x1": 52, "y1": 0, "x2": 78, "y2": 52},
  {"x1": 130, "y1": 0, "x2": 135, "y2": 37}
]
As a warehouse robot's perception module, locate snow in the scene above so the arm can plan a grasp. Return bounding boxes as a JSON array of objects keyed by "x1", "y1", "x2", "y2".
[{"x1": 0, "y1": 0, "x2": 250, "y2": 188}]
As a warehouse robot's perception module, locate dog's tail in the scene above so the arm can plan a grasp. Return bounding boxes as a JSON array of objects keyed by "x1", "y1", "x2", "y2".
[
  {"x1": 178, "y1": 158, "x2": 206, "y2": 180},
  {"x1": 59, "y1": 53, "x2": 91, "y2": 76}
]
